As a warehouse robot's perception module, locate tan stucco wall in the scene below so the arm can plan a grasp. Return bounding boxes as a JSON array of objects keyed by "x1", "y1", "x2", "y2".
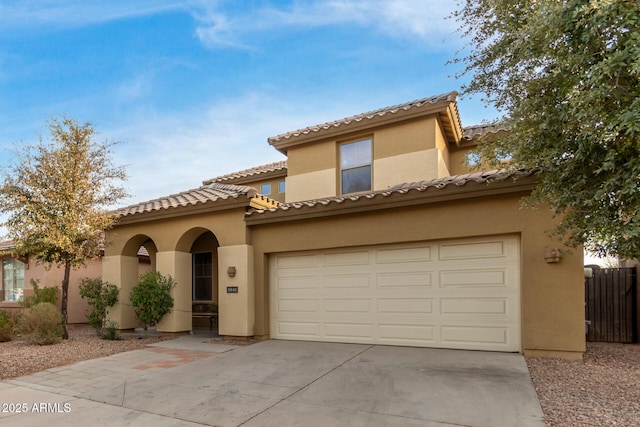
[
  {"x1": 284, "y1": 116, "x2": 454, "y2": 202},
  {"x1": 449, "y1": 146, "x2": 477, "y2": 176},
  {"x1": 248, "y1": 193, "x2": 585, "y2": 359},
  {"x1": 285, "y1": 169, "x2": 336, "y2": 203}
]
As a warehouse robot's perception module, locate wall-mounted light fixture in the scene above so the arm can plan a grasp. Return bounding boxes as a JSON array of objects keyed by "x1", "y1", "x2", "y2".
[
  {"x1": 227, "y1": 266, "x2": 236, "y2": 277},
  {"x1": 544, "y1": 248, "x2": 561, "y2": 263}
]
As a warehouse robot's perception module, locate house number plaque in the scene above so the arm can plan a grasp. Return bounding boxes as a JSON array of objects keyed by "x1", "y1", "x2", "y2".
[{"x1": 226, "y1": 286, "x2": 239, "y2": 294}]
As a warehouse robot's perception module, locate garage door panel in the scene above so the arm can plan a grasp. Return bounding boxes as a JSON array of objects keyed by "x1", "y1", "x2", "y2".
[
  {"x1": 378, "y1": 324, "x2": 435, "y2": 343},
  {"x1": 439, "y1": 240, "x2": 507, "y2": 261},
  {"x1": 324, "y1": 274, "x2": 371, "y2": 289},
  {"x1": 376, "y1": 246, "x2": 433, "y2": 263},
  {"x1": 441, "y1": 325, "x2": 511, "y2": 346},
  {"x1": 276, "y1": 321, "x2": 321, "y2": 338},
  {"x1": 440, "y1": 269, "x2": 508, "y2": 288},
  {"x1": 270, "y1": 236, "x2": 520, "y2": 352},
  {"x1": 325, "y1": 323, "x2": 374, "y2": 340},
  {"x1": 323, "y1": 251, "x2": 370, "y2": 266},
  {"x1": 275, "y1": 275, "x2": 320, "y2": 290},
  {"x1": 277, "y1": 298, "x2": 320, "y2": 313},
  {"x1": 275, "y1": 254, "x2": 320, "y2": 269},
  {"x1": 324, "y1": 298, "x2": 372, "y2": 313},
  {"x1": 377, "y1": 271, "x2": 433, "y2": 288},
  {"x1": 440, "y1": 298, "x2": 508, "y2": 315},
  {"x1": 378, "y1": 298, "x2": 434, "y2": 314}
]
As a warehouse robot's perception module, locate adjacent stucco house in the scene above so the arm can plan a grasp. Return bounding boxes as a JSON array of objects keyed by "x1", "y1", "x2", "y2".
[
  {"x1": 0, "y1": 241, "x2": 150, "y2": 324},
  {"x1": 104, "y1": 92, "x2": 585, "y2": 359}
]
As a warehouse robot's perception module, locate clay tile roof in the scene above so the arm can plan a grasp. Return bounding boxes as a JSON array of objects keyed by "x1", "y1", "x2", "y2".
[
  {"x1": 203, "y1": 160, "x2": 287, "y2": 185},
  {"x1": 268, "y1": 92, "x2": 459, "y2": 144},
  {"x1": 118, "y1": 183, "x2": 256, "y2": 218},
  {"x1": 0, "y1": 240, "x2": 15, "y2": 252},
  {"x1": 462, "y1": 123, "x2": 508, "y2": 141},
  {"x1": 246, "y1": 169, "x2": 537, "y2": 218}
]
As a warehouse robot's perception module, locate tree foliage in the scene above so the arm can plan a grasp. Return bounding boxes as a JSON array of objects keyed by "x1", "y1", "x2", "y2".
[
  {"x1": 0, "y1": 116, "x2": 128, "y2": 338},
  {"x1": 453, "y1": 0, "x2": 640, "y2": 258}
]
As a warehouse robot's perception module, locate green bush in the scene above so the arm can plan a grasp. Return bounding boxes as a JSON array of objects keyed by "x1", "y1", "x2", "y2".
[
  {"x1": 0, "y1": 309, "x2": 18, "y2": 342},
  {"x1": 17, "y1": 302, "x2": 63, "y2": 345},
  {"x1": 130, "y1": 271, "x2": 175, "y2": 330},
  {"x1": 21, "y1": 280, "x2": 58, "y2": 309},
  {"x1": 79, "y1": 278, "x2": 119, "y2": 336}
]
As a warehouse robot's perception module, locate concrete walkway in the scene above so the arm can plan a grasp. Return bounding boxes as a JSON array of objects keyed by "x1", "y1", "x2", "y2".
[{"x1": 0, "y1": 336, "x2": 545, "y2": 426}]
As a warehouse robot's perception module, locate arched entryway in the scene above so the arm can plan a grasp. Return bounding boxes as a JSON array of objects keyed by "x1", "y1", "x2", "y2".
[
  {"x1": 104, "y1": 234, "x2": 158, "y2": 329},
  {"x1": 189, "y1": 231, "x2": 220, "y2": 332}
]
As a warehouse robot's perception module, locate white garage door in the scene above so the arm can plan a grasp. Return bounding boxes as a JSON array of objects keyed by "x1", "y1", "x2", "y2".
[{"x1": 270, "y1": 236, "x2": 520, "y2": 352}]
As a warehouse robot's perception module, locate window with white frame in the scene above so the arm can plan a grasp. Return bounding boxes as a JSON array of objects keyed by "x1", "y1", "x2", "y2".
[
  {"x1": 340, "y1": 138, "x2": 372, "y2": 194},
  {"x1": 260, "y1": 183, "x2": 271, "y2": 195},
  {"x1": 2, "y1": 258, "x2": 25, "y2": 302}
]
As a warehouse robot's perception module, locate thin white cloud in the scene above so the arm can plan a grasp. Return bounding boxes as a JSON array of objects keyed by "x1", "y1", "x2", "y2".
[
  {"x1": 193, "y1": 0, "x2": 458, "y2": 50},
  {"x1": 106, "y1": 92, "x2": 319, "y2": 206}
]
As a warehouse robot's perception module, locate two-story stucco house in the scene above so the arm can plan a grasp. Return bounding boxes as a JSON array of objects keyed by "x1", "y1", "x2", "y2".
[{"x1": 104, "y1": 92, "x2": 585, "y2": 359}]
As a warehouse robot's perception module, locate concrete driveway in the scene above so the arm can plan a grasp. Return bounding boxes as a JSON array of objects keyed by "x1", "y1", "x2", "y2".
[{"x1": 0, "y1": 337, "x2": 545, "y2": 426}]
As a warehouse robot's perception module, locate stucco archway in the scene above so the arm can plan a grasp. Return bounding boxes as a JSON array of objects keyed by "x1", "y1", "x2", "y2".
[{"x1": 104, "y1": 234, "x2": 158, "y2": 329}]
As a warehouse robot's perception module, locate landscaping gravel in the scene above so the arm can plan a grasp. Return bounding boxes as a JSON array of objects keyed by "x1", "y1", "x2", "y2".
[
  {"x1": 0, "y1": 324, "x2": 172, "y2": 380},
  {"x1": 526, "y1": 342, "x2": 640, "y2": 426}
]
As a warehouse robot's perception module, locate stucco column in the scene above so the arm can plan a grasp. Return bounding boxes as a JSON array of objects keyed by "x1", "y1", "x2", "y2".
[
  {"x1": 102, "y1": 255, "x2": 140, "y2": 329},
  {"x1": 218, "y1": 244, "x2": 255, "y2": 337},
  {"x1": 156, "y1": 250, "x2": 192, "y2": 333}
]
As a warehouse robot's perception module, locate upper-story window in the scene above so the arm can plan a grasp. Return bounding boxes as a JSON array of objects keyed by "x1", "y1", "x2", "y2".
[
  {"x1": 260, "y1": 183, "x2": 271, "y2": 195},
  {"x1": 278, "y1": 181, "x2": 285, "y2": 193},
  {"x1": 340, "y1": 138, "x2": 372, "y2": 194}
]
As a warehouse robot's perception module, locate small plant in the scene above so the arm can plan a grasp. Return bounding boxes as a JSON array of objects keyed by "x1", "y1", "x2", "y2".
[
  {"x1": 0, "y1": 309, "x2": 18, "y2": 342},
  {"x1": 79, "y1": 278, "x2": 119, "y2": 336},
  {"x1": 130, "y1": 271, "x2": 175, "y2": 331},
  {"x1": 21, "y1": 279, "x2": 58, "y2": 309},
  {"x1": 102, "y1": 320, "x2": 121, "y2": 340},
  {"x1": 17, "y1": 302, "x2": 63, "y2": 345}
]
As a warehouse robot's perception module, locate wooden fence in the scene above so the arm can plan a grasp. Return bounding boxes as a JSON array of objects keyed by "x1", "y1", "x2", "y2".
[{"x1": 585, "y1": 267, "x2": 638, "y2": 343}]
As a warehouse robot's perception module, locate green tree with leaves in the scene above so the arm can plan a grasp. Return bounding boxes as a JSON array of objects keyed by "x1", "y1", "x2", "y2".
[
  {"x1": 453, "y1": 0, "x2": 640, "y2": 258},
  {"x1": 0, "y1": 116, "x2": 128, "y2": 339}
]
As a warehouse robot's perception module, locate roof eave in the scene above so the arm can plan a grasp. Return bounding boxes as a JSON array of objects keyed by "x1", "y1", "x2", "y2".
[
  {"x1": 268, "y1": 97, "x2": 460, "y2": 154},
  {"x1": 244, "y1": 175, "x2": 538, "y2": 226},
  {"x1": 204, "y1": 168, "x2": 287, "y2": 186},
  {"x1": 116, "y1": 197, "x2": 253, "y2": 225}
]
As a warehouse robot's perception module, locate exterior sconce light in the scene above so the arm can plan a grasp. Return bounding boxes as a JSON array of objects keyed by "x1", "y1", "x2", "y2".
[
  {"x1": 544, "y1": 248, "x2": 561, "y2": 263},
  {"x1": 227, "y1": 266, "x2": 236, "y2": 277}
]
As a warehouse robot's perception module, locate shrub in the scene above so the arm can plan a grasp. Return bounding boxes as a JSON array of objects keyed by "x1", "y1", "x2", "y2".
[
  {"x1": 102, "y1": 320, "x2": 121, "y2": 340},
  {"x1": 130, "y1": 271, "x2": 175, "y2": 330},
  {"x1": 79, "y1": 278, "x2": 119, "y2": 336},
  {"x1": 21, "y1": 280, "x2": 58, "y2": 309},
  {"x1": 0, "y1": 309, "x2": 18, "y2": 342},
  {"x1": 17, "y1": 302, "x2": 63, "y2": 345}
]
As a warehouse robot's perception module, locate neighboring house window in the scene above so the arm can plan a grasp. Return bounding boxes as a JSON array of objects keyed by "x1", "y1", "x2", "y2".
[
  {"x1": 278, "y1": 180, "x2": 285, "y2": 193},
  {"x1": 261, "y1": 183, "x2": 271, "y2": 195},
  {"x1": 2, "y1": 258, "x2": 25, "y2": 302},
  {"x1": 193, "y1": 252, "x2": 213, "y2": 301},
  {"x1": 341, "y1": 138, "x2": 372, "y2": 194}
]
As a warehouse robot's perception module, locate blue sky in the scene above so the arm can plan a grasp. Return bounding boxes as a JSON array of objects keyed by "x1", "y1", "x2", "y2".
[{"x1": 0, "y1": 0, "x2": 500, "y2": 207}]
